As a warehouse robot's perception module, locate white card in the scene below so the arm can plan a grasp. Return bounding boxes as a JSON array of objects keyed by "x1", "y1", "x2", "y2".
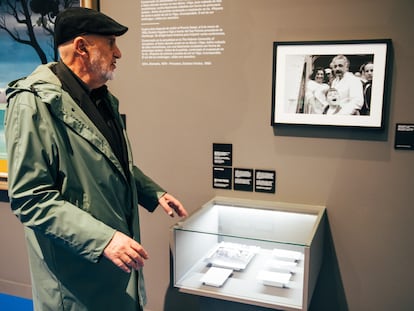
[
  {"x1": 201, "y1": 267, "x2": 233, "y2": 287},
  {"x1": 257, "y1": 270, "x2": 292, "y2": 288}
]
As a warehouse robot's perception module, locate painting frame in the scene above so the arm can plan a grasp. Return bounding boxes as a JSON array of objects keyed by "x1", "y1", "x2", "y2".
[
  {"x1": 0, "y1": 103, "x2": 7, "y2": 190},
  {"x1": 271, "y1": 39, "x2": 392, "y2": 128},
  {"x1": 80, "y1": 0, "x2": 100, "y2": 10}
]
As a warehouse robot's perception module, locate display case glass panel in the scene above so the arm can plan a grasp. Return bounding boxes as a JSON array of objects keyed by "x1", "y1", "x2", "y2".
[{"x1": 170, "y1": 197, "x2": 326, "y2": 311}]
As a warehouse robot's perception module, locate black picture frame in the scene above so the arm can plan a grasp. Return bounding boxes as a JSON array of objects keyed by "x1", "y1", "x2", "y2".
[{"x1": 271, "y1": 39, "x2": 392, "y2": 128}]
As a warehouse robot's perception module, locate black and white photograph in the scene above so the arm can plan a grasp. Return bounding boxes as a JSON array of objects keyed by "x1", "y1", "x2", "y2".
[{"x1": 271, "y1": 39, "x2": 392, "y2": 128}]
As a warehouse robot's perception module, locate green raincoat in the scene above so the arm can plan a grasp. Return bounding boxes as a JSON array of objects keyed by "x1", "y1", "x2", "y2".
[{"x1": 5, "y1": 63, "x2": 165, "y2": 311}]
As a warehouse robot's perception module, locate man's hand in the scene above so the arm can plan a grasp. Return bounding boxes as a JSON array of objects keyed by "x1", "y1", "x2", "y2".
[
  {"x1": 159, "y1": 193, "x2": 188, "y2": 218},
  {"x1": 103, "y1": 231, "x2": 149, "y2": 273}
]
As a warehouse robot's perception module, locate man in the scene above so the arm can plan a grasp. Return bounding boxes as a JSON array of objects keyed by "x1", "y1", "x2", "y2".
[
  {"x1": 360, "y1": 61, "x2": 374, "y2": 115},
  {"x1": 330, "y1": 54, "x2": 364, "y2": 115},
  {"x1": 5, "y1": 7, "x2": 187, "y2": 311},
  {"x1": 324, "y1": 67, "x2": 334, "y2": 85}
]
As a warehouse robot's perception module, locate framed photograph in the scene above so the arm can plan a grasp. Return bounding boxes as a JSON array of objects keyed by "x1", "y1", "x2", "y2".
[{"x1": 271, "y1": 39, "x2": 392, "y2": 128}]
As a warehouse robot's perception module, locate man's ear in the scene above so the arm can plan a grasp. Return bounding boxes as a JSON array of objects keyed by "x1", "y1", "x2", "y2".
[{"x1": 73, "y1": 37, "x2": 88, "y2": 55}]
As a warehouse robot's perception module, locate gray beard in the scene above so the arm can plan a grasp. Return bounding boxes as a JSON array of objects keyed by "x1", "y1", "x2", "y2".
[{"x1": 90, "y1": 50, "x2": 115, "y2": 82}]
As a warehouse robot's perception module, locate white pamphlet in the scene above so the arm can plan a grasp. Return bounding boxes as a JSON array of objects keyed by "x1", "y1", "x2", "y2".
[
  {"x1": 267, "y1": 259, "x2": 298, "y2": 274},
  {"x1": 201, "y1": 267, "x2": 233, "y2": 287},
  {"x1": 272, "y1": 248, "x2": 302, "y2": 262},
  {"x1": 257, "y1": 270, "x2": 292, "y2": 288},
  {"x1": 205, "y1": 242, "x2": 259, "y2": 271}
]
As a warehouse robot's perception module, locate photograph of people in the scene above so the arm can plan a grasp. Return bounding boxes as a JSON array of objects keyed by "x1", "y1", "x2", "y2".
[{"x1": 273, "y1": 40, "x2": 389, "y2": 127}]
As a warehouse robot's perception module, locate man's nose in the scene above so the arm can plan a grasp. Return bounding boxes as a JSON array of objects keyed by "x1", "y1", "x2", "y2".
[{"x1": 114, "y1": 45, "x2": 122, "y2": 58}]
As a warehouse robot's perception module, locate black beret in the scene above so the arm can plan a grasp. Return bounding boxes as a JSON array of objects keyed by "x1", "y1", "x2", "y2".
[{"x1": 54, "y1": 7, "x2": 128, "y2": 46}]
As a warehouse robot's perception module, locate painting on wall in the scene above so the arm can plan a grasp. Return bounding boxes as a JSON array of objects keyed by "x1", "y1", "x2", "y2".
[
  {"x1": 271, "y1": 39, "x2": 392, "y2": 128},
  {"x1": 0, "y1": 0, "x2": 91, "y2": 190}
]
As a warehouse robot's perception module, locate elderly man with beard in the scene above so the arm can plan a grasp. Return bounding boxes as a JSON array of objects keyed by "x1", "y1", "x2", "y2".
[
  {"x1": 5, "y1": 7, "x2": 187, "y2": 311},
  {"x1": 329, "y1": 54, "x2": 364, "y2": 115}
]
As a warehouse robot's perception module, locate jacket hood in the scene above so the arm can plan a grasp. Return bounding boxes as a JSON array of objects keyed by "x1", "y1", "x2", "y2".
[{"x1": 6, "y1": 63, "x2": 62, "y2": 105}]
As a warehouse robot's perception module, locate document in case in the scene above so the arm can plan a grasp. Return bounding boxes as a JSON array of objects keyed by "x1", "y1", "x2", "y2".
[
  {"x1": 257, "y1": 270, "x2": 292, "y2": 288},
  {"x1": 267, "y1": 259, "x2": 298, "y2": 274},
  {"x1": 272, "y1": 248, "x2": 302, "y2": 262},
  {"x1": 201, "y1": 267, "x2": 233, "y2": 287},
  {"x1": 205, "y1": 242, "x2": 259, "y2": 271}
]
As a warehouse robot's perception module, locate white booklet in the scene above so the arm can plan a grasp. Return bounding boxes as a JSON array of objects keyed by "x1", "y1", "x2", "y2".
[
  {"x1": 272, "y1": 248, "x2": 302, "y2": 262},
  {"x1": 257, "y1": 270, "x2": 292, "y2": 288},
  {"x1": 201, "y1": 267, "x2": 233, "y2": 287},
  {"x1": 204, "y1": 242, "x2": 259, "y2": 271},
  {"x1": 267, "y1": 259, "x2": 298, "y2": 274}
]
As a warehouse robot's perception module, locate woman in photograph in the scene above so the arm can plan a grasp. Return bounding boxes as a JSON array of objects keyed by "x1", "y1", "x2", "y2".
[{"x1": 304, "y1": 67, "x2": 329, "y2": 114}]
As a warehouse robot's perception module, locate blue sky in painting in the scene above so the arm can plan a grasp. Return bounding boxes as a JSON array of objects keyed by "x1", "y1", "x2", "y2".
[
  {"x1": 0, "y1": 26, "x2": 53, "y2": 159},
  {"x1": 0, "y1": 0, "x2": 80, "y2": 160},
  {"x1": 0, "y1": 107, "x2": 5, "y2": 158},
  {"x1": 0, "y1": 0, "x2": 81, "y2": 90},
  {"x1": 0, "y1": 30, "x2": 53, "y2": 89}
]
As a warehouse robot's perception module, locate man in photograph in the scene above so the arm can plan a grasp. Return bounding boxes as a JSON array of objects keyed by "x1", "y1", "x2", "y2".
[
  {"x1": 329, "y1": 54, "x2": 364, "y2": 115},
  {"x1": 360, "y1": 61, "x2": 374, "y2": 115}
]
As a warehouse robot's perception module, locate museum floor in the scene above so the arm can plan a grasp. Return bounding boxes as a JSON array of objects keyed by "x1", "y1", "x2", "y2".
[{"x1": 0, "y1": 293, "x2": 33, "y2": 310}]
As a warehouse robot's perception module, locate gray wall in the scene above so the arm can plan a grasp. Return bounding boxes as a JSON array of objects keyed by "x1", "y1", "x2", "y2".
[{"x1": 1, "y1": 0, "x2": 413, "y2": 310}]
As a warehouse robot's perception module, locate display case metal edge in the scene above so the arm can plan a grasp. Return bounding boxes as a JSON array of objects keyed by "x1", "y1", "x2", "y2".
[
  {"x1": 193, "y1": 196, "x2": 325, "y2": 222},
  {"x1": 304, "y1": 210, "x2": 326, "y2": 310}
]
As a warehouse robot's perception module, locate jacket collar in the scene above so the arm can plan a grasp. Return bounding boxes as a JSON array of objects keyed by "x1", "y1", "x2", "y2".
[{"x1": 6, "y1": 63, "x2": 129, "y2": 180}]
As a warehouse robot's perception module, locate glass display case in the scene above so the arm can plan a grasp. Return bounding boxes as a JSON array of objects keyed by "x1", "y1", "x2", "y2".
[{"x1": 170, "y1": 197, "x2": 326, "y2": 311}]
